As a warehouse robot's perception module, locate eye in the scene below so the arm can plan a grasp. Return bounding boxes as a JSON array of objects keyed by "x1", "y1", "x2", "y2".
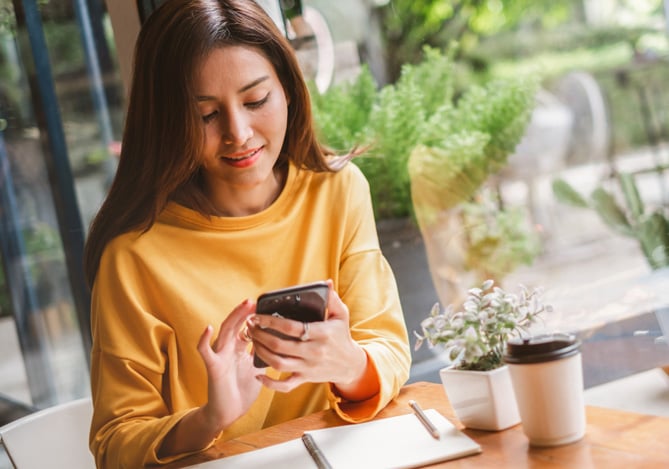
[
  {"x1": 202, "y1": 110, "x2": 218, "y2": 124},
  {"x1": 246, "y1": 93, "x2": 270, "y2": 109}
]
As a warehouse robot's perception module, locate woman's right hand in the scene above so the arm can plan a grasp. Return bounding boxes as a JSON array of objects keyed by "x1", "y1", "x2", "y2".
[
  {"x1": 196, "y1": 298, "x2": 263, "y2": 432},
  {"x1": 159, "y1": 299, "x2": 263, "y2": 458}
]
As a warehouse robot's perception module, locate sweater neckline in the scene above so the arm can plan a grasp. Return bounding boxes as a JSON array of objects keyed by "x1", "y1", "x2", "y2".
[{"x1": 162, "y1": 163, "x2": 300, "y2": 230}]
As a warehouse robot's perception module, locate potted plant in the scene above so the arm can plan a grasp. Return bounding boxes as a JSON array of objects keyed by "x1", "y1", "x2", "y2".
[
  {"x1": 414, "y1": 279, "x2": 552, "y2": 431},
  {"x1": 402, "y1": 49, "x2": 541, "y2": 306},
  {"x1": 311, "y1": 45, "x2": 456, "y2": 220},
  {"x1": 311, "y1": 46, "x2": 541, "y2": 307}
]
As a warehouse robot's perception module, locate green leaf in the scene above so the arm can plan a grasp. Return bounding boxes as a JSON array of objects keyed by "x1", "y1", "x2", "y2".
[
  {"x1": 637, "y1": 212, "x2": 669, "y2": 270},
  {"x1": 453, "y1": 77, "x2": 538, "y2": 169},
  {"x1": 552, "y1": 178, "x2": 588, "y2": 208},
  {"x1": 619, "y1": 172, "x2": 644, "y2": 221},
  {"x1": 590, "y1": 187, "x2": 633, "y2": 237},
  {"x1": 310, "y1": 65, "x2": 377, "y2": 151}
]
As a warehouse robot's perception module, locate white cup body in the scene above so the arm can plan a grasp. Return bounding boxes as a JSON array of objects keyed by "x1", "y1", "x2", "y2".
[{"x1": 507, "y1": 352, "x2": 586, "y2": 446}]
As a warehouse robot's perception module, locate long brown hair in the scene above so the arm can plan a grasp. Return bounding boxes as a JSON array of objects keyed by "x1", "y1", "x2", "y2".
[{"x1": 84, "y1": 0, "x2": 334, "y2": 287}]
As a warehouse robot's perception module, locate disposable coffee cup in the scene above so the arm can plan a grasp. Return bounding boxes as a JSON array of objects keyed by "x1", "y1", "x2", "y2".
[{"x1": 504, "y1": 333, "x2": 586, "y2": 447}]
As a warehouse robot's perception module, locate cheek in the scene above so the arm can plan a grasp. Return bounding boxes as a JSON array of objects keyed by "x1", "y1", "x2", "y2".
[
  {"x1": 202, "y1": 127, "x2": 221, "y2": 153},
  {"x1": 268, "y1": 90, "x2": 289, "y2": 119},
  {"x1": 265, "y1": 101, "x2": 288, "y2": 135},
  {"x1": 254, "y1": 111, "x2": 283, "y2": 141}
]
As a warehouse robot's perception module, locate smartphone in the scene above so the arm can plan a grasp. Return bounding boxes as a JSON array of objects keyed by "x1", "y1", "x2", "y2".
[{"x1": 253, "y1": 281, "x2": 329, "y2": 368}]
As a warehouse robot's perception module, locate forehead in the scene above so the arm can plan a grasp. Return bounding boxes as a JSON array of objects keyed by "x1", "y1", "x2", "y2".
[{"x1": 195, "y1": 45, "x2": 278, "y2": 90}]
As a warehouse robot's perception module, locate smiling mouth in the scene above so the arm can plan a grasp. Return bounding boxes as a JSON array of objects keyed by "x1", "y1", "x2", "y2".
[{"x1": 221, "y1": 147, "x2": 262, "y2": 162}]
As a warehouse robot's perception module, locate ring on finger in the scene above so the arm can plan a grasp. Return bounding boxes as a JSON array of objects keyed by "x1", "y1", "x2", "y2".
[
  {"x1": 300, "y1": 322, "x2": 310, "y2": 342},
  {"x1": 241, "y1": 326, "x2": 252, "y2": 342}
]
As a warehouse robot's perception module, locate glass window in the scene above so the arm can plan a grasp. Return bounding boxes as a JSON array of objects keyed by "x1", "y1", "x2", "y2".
[{"x1": 0, "y1": 0, "x2": 124, "y2": 410}]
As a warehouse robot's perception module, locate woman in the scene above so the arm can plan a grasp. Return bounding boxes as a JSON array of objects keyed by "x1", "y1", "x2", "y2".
[{"x1": 85, "y1": 0, "x2": 410, "y2": 466}]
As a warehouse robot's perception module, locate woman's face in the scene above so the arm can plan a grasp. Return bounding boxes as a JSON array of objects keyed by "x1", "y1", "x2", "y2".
[{"x1": 195, "y1": 45, "x2": 289, "y2": 198}]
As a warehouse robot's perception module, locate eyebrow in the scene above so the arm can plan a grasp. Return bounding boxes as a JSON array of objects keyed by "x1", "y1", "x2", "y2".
[{"x1": 197, "y1": 75, "x2": 270, "y2": 101}]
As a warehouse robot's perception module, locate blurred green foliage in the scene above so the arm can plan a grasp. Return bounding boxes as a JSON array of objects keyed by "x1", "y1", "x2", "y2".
[
  {"x1": 312, "y1": 46, "x2": 537, "y2": 222},
  {"x1": 0, "y1": 0, "x2": 50, "y2": 34},
  {"x1": 461, "y1": 190, "x2": 541, "y2": 283},
  {"x1": 553, "y1": 173, "x2": 669, "y2": 270},
  {"x1": 312, "y1": 41, "x2": 539, "y2": 277},
  {"x1": 376, "y1": 0, "x2": 669, "y2": 158},
  {"x1": 312, "y1": 47, "x2": 463, "y2": 218},
  {"x1": 378, "y1": 0, "x2": 583, "y2": 82}
]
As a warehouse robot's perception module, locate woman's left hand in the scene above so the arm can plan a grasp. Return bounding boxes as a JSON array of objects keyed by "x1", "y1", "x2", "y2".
[{"x1": 249, "y1": 279, "x2": 368, "y2": 394}]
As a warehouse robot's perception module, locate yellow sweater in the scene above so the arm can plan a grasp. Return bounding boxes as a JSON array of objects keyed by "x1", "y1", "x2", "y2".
[{"x1": 89, "y1": 163, "x2": 411, "y2": 467}]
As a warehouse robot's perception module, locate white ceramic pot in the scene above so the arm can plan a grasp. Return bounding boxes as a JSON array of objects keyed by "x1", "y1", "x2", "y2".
[{"x1": 439, "y1": 365, "x2": 521, "y2": 431}]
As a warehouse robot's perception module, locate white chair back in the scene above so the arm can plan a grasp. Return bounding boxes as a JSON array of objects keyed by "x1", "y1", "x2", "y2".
[{"x1": 0, "y1": 397, "x2": 94, "y2": 469}]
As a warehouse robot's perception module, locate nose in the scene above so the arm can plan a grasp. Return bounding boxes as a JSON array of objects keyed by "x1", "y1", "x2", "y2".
[{"x1": 221, "y1": 109, "x2": 253, "y2": 146}]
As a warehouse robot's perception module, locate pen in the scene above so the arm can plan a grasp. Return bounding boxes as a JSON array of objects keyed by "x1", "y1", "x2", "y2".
[
  {"x1": 302, "y1": 433, "x2": 333, "y2": 469},
  {"x1": 409, "y1": 399, "x2": 441, "y2": 440}
]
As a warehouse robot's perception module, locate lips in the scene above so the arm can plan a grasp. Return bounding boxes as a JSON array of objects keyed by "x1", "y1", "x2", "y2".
[
  {"x1": 220, "y1": 146, "x2": 263, "y2": 168},
  {"x1": 224, "y1": 146, "x2": 261, "y2": 159}
]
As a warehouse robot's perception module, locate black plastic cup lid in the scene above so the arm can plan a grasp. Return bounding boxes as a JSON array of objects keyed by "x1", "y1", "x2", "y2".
[{"x1": 504, "y1": 333, "x2": 581, "y2": 364}]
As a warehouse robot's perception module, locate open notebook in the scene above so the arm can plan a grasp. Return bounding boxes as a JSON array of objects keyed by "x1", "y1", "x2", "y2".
[{"x1": 186, "y1": 409, "x2": 481, "y2": 469}]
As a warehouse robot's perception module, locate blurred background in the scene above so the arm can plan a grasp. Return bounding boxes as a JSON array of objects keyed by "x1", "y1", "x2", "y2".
[{"x1": 2, "y1": 2, "x2": 669, "y2": 464}]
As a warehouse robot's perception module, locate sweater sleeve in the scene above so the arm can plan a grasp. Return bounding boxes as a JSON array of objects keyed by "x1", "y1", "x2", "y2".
[
  {"x1": 89, "y1": 353, "x2": 213, "y2": 467},
  {"x1": 328, "y1": 165, "x2": 412, "y2": 421},
  {"x1": 88, "y1": 241, "x2": 213, "y2": 467}
]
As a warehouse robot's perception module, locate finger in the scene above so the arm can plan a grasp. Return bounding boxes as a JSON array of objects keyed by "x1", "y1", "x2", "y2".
[
  {"x1": 237, "y1": 324, "x2": 252, "y2": 343},
  {"x1": 213, "y1": 299, "x2": 254, "y2": 352},
  {"x1": 252, "y1": 339, "x2": 310, "y2": 371},
  {"x1": 256, "y1": 373, "x2": 304, "y2": 393},
  {"x1": 252, "y1": 322, "x2": 316, "y2": 360},
  {"x1": 325, "y1": 279, "x2": 349, "y2": 321},
  {"x1": 197, "y1": 324, "x2": 215, "y2": 367},
  {"x1": 251, "y1": 315, "x2": 304, "y2": 341}
]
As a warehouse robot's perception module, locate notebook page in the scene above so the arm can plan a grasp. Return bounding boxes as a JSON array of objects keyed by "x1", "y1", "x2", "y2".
[
  {"x1": 186, "y1": 409, "x2": 480, "y2": 469},
  {"x1": 184, "y1": 438, "x2": 316, "y2": 468},
  {"x1": 305, "y1": 409, "x2": 481, "y2": 469}
]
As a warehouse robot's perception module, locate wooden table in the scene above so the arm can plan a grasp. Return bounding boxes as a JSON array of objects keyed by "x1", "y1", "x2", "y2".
[{"x1": 169, "y1": 381, "x2": 669, "y2": 468}]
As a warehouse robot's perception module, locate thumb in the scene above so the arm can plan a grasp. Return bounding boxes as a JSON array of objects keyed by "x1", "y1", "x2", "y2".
[{"x1": 325, "y1": 279, "x2": 349, "y2": 321}]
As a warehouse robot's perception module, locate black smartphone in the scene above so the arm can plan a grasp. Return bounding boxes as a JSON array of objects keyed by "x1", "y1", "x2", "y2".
[{"x1": 253, "y1": 281, "x2": 329, "y2": 368}]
